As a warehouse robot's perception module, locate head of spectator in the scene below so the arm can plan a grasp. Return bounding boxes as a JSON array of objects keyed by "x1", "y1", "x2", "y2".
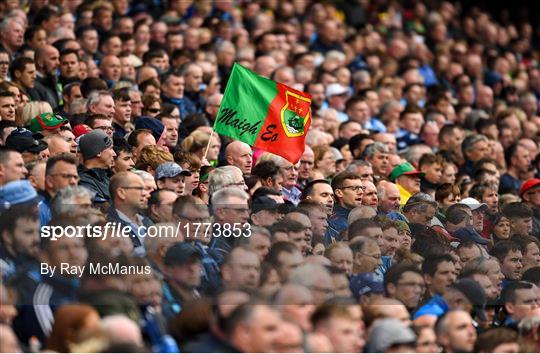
[
  {"x1": 511, "y1": 234, "x2": 540, "y2": 273},
  {"x1": 10, "y1": 57, "x2": 37, "y2": 91},
  {"x1": 385, "y1": 263, "x2": 425, "y2": 312},
  {"x1": 302, "y1": 179, "x2": 334, "y2": 214},
  {"x1": 349, "y1": 236, "x2": 382, "y2": 275},
  {"x1": 332, "y1": 172, "x2": 363, "y2": 211},
  {"x1": 87, "y1": 90, "x2": 115, "y2": 119},
  {"x1": 363, "y1": 142, "x2": 389, "y2": 178},
  {"x1": 0, "y1": 147, "x2": 27, "y2": 185},
  {"x1": 490, "y1": 240, "x2": 523, "y2": 281},
  {"x1": 59, "y1": 49, "x2": 80, "y2": 80},
  {"x1": 435, "y1": 310, "x2": 477, "y2": 353},
  {"x1": 390, "y1": 162, "x2": 425, "y2": 200},
  {"x1": 221, "y1": 246, "x2": 261, "y2": 290},
  {"x1": 402, "y1": 192, "x2": 437, "y2": 226},
  {"x1": 155, "y1": 162, "x2": 191, "y2": 195},
  {"x1": 164, "y1": 242, "x2": 202, "y2": 294},
  {"x1": 112, "y1": 138, "x2": 134, "y2": 173},
  {"x1": 422, "y1": 253, "x2": 457, "y2": 297},
  {"x1": 474, "y1": 328, "x2": 520, "y2": 353},
  {"x1": 110, "y1": 171, "x2": 150, "y2": 217},
  {"x1": 112, "y1": 88, "x2": 132, "y2": 128},
  {"x1": 225, "y1": 140, "x2": 253, "y2": 175},
  {"x1": 377, "y1": 180, "x2": 401, "y2": 214},
  {"x1": 502, "y1": 202, "x2": 533, "y2": 237},
  {"x1": 79, "y1": 129, "x2": 115, "y2": 169},
  {"x1": 147, "y1": 189, "x2": 177, "y2": 223},
  {"x1": 212, "y1": 187, "x2": 250, "y2": 226},
  {"x1": 501, "y1": 281, "x2": 540, "y2": 326},
  {"x1": 45, "y1": 153, "x2": 79, "y2": 198},
  {"x1": 5, "y1": 128, "x2": 49, "y2": 163},
  {"x1": 161, "y1": 71, "x2": 184, "y2": 100},
  {"x1": 0, "y1": 206, "x2": 40, "y2": 269}
]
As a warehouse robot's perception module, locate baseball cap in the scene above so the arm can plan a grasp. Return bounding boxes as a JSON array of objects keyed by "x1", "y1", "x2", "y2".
[
  {"x1": 350, "y1": 272, "x2": 384, "y2": 299},
  {"x1": 72, "y1": 124, "x2": 92, "y2": 138},
  {"x1": 519, "y1": 178, "x2": 540, "y2": 197},
  {"x1": 164, "y1": 242, "x2": 201, "y2": 266},
  {"x1": 5, "y1": 128, "x2": 48, "y2": 153},
  {"x1": 135, "y1": 117, "x2": 165, "y2": 142},
  {"x1": 78, "y1": 129, "x2": 113, "y2": 160},
  {"x1": 450, "y1": 278, "x2": 487, "y2": 321},
  {"x1": 459, "y1": 197, "x2": 488, "y2": 212},
  {"x1": 389, "y1": 162, "x2": 425, "y2": 182},
  {"x1": 325, "y1": 83, "x2": 349, "y2": 97},
  {"x1": 0, "y1": 180, "x2": 39, "y2": 211},
  {"x1": 366, "y1": 318, "x2": 416, "y2": 353},
  {"x1": 28, "y1": 112, "x2": 68, "y2": 133},
  {"x1": 453, "y1": 227, "x2": 489, "y2": 245},
  {"x1": 155, "y1": 162, "x2": 192, "y2": 180}
]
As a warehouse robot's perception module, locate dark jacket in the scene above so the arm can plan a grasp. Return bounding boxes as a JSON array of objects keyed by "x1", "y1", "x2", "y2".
[
  {"x1": 78, "y1": 165, "x2": 112, "y2": 204},
  {"x1": 106, "y1": 206, "x2": 154, "y2": 256},
  {"x1": 183, "y1": 331, "x2": 239, "y2": 353},
  {"x1": 35, "y1": 74, "x2": 60, "y2": 109},
  {"x1": 161, "y1": 94, "x2": 196, "y2": 120},
  {"x1": 10, "y1": 269, "x2": 80, "y2": 345}
]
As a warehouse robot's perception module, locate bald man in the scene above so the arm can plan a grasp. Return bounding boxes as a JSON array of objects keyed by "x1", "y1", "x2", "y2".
[
  {"x1": 225, "y1": 140, "x2": 253, "y2": 175},
  {"x1": 45, "y1": 135, "x2": 71, "y2": 156}
]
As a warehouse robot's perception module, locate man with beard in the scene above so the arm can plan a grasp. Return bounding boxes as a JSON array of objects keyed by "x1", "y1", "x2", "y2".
[{"x1": 107, "y1": 171, "x2": 152, "y2": 256}]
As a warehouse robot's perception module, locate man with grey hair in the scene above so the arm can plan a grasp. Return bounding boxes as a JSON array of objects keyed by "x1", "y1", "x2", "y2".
[
  {"x1": 210, "y1": 187, "x2": 250, "y2": 263},
  {"x1": 363, "y1": 142, "x2": 389, "y2": 179},
  {"x1": 87, "y1": 90, "x2": 115, "y2": 119},
  {"x1": 403, "y1": 144, "x2": 432, "y2": 169},
  {"x1": 461, "y1": 134, "x2": 490, "y2": 175},
  {"x1": 50, "y1": 185, "x2": 94, "y2": 218},
  {"x1": 204, "y1": 93, "x2": 223, "y2": 122},
  {"x1": 208, "y1": 165, "x2": 246, "y2": 195},
  {"x1": 288, "y1": 263, "x2": 334, "y2": 305},
  {"x1": 0, "y1": 17, "x2": 24, "y2": 56},
  {"x1": 401, "y1": 192, "x2": 437, "y2": 226}
]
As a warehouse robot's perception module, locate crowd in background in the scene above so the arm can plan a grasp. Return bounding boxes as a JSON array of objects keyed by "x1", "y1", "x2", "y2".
[{"x1": 0, "y1": 0, "x2": 540, "y2": 352}]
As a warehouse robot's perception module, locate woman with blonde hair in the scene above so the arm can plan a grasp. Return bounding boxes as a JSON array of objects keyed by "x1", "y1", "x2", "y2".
[
  {"x1": 180, "y1": 130, "x2": 221, "y2": 165},
  {"x1": 20, "y1": 101, "x2": 53, "y2": 128},
  {"x1": 135, "y1": 145, "x2": 174, "y2": 175}
]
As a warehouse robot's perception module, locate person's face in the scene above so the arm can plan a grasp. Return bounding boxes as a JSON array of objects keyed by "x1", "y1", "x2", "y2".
[
  {"x1": 347, "y1": 101, "x2": 370, "y2": 123},
  {"x1": 523, "y1": 185, "x2": 540, "y2": 208},
  {"x1": 225, "y1": 250, "x2": 260, "y2": 289},
  {"x1": 185, "y1": 66, "x2": 203, "y2": 92},
  {"x1": 367, "y1": 150, "x2": 389, "y2": 176},
  {"x1": 408, "y1": 204, "x2": 436, "y2": 226},
  {"x1": 98, "y1": 147, "x2": 116, "y2": 168},
  {"x1": 277, "y1": 162, "x2": 297, "y2": 189},
  {"x1": 441, "y1": 193, "x2": 460, "y2": 211},
  {"x1": 523, "y1": 242, "x2": 540, "y2": 271},
  {"x1": 162, "y1": 75, "x2": 185, "y2": 99},
  {"x1": 441, "y1": 164, "x2": 457, "y2": 184},
  {"x1": 114, "y1": 150, "x2": 134, "y2": 173},
  {"x1": 458, "y1": 245, "x2": 481, "y2": 265},
  {"x1": 493, "y1": 217, "x2": 511, "y2": 240},
  {"x1": 425, "y1": 260, "x2": 456, "y2": 295},
  {"x1": 46, "y1": 161, "x2": 79, "y2": 192},
  {"x1": 309, "y1": 208, "x2": 328, "y2": 239},
  {"x1": 402, "y1": 112, "x2": 424, "y2": 134},
  {"x1": 391, "y1": 271, "x2": 425, "y2": 309},
  {"x1": 0, "y1": 96, "x2": 16, "y2": 121},
  {"x1": 0, "y1": 53, "x2": 10, "y2": 78},
  {"x1": 160, "y1": 175, "x2": 186, "y2": 195},
  {"x1": 241, "y1": 306, "x2": 282, "y2": 353},
  {"x1": 30, "y1": 29, "x2": 47, "y2": 49},
  {"x1": 328, "y1": 247, "x2": 353, "y2": 276},
  {"x1": 288, "y1": 230, "x2": 308, "y2": 255},
  {"x1": 276, "y1": 250, "x2": 304, "y2": 282},
  {"x1": 93, "y1": 96, "x2": 115, "y2": 119},
  {"x1": 361, "y1": 182, "x2": 378, "y2": 207},
  {"x1": 468, "y1": 140, "x2": 490, "y2": 162},
  {"x1": 307, "y1": 183, "x2": 334, "y2": 213},
  {"x1": 248, "y1": 232, "x2": 271, "y2": 261},
  {"x1": 380, "y1": 183, "x2": 401, "y2": 212},
  {"x1": 472, "y1": 209, "x2": 484, "y2": 232},
  {"x1": 45, "y1": 237, "x2": 88, "y2": 274},
  {"x1": 506, "y1": 286, "x2": 540, "y2": 322},
  {"x1": 81, "y1": 30, "x2": 99, "y2": 54},
  {"x1": 218, "y1": 196, "x2": 250, "y2": 225},
  {"x1": 122, "y1": 174, "x2": 149, "y2": 210},
  {"x1": 114, "y1": 99, "x2": 132, "y2": 124},
  {"x1": 441, "y1": 312, "x2": 477, "y2": 353},
  {"x1": 355, "y1": 241, "x2": 382, "y2": 273},
  {"x1": 60, "y1": 53, "x2": 79, "y2": 78},
  {"x1": 324, "y1": 316, "x2": 364, "y2": 353},
  {"x1": 511, "y1": 216, "x2": 533, "y2": 236},
  {"x1": 316, "y1": 151, "x2": 336, "y2": 178},
  {"x1": 4, "y1": 217, "x2": 40, "y2": 259},
  {"x1": 42, "y1": 47, "x2": 60, "y2": 73},
  {"x1": 0, "y1": 151, "x2": 27, "y2": 183},
  {"x1": 153, "y1": 191, "x2": 177, "y2": 223},
  {"x1": 397, "y1": 174, "x2": 421, "y2": 194},
  {"x1": 485, "y1": 259, "x2": 505, "y2": 296},
  {"x1": 501, "y1": 250, "x2": 523, "y2": 280},
  {"x1": 19, "y1": 63, "x2": 37, "y2": 88},
  {"x1": 102, "y1": 57, "x2": 121, "y2": 81},
  {"x1": 129, "y1": 91, "x2": 143, "y2": 118},
  {"x1": 336, "y1": 178, "x2": 363, "y2": 209},
  {"x1": 415, "y1": 327, "x2": 439, "y2": 353},
  {"x1": 91, "y1": 118, "x2": 114, "y2": 137},
  {"x1": 5, "y1": 20, "x2": 24, "y2": 49},
  {"x1": 472, "y1": 274, "x2": 498, "y2": 301},
  {"x1": 423, "y1": 163, "x2": 443, "y2": 184},
  {"x1": 381, "y1": 227, "x2": 399, "y2": 257},
  {"x1": 482, "y1": 188, "x2": 499, "y2": 213},
  {"x1": 168, "y1": 257, "x2": 201, "y2": 289}
]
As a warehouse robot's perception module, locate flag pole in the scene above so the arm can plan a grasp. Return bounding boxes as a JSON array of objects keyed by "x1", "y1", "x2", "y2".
[{"x1": 203, "y1": 129, "x2": 215, "y2": 160}]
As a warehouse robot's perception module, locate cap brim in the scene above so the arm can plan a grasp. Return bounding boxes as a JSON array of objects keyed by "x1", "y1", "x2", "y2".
[
  {"x1": 520, "y1": 180, "x2": 540, "y2": 196},
  {"x1": 403, "y1": 171, "x2": 425, "y2": 177},
  {"x1": 473, "y1": 307, "x2": 487, "y2": 322},
  {"x1": 26, "y1": 141, "x2": 48, "y2": 153}
]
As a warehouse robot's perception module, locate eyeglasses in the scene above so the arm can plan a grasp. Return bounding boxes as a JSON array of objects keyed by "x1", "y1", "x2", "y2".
[
  {"x1": 340, "y1": 185, "x2": 364, "y2": 192},
  {"x1": 95, "y1": 126, "x2": 114, "y2": 132},
  {"x1": 50, "y1": 173, "x2": 79, "y2": 181},
  {"x1": 147, "y1": 108, "x2": 160, "y2": 114}
]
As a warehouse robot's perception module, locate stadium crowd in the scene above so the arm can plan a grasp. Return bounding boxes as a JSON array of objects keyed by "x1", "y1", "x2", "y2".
[{"x1": 0, "y1": 0, "x2": 540, "y2": 352}]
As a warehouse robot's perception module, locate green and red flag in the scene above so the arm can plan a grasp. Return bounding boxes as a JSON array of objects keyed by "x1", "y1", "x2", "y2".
[{"x1": 213, "y1": 63, "x2": 311, "y2": 164}]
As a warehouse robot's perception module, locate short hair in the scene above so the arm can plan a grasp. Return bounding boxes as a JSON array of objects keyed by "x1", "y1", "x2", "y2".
[
  {"x1": 211, "y1": 187, "x2": 249, "y2": 210},
  {"x1": 422, "y1": 254, "x2": 454, "y2": 277},
  {"x1": 522, "y1": 267, "x2": 540, "y2": 285},
  {"x1": 51, "y1": 186, "x2": 94, "y2": 216},
  {"x1": 418, "y1": 153, "x2": 443, "y2": 169},
  {"x1": 461, "y1": 134, "x2": 488, "y2": 155},
  {"x1": 510, "y1": 234, "x2": 539, "y2": 255},
  {"x1": 264, "y1": 241, "x2": 298, "y2": 268},
  {"x1": 296, "y1": 200, "x2": 327, "y2": 215},
  {"x1": 80, "y1": 77, "x2": 108, "y2": 98},
  {"x1": 59, "y1": 48, "x2": 79, "y2": 61},
  {"x1": 127, "y1": 129, "x2": 153, "y2": 148},
  {"x1": 489, "y1": 241, "x2": 521, "y2": 263},
  {"x1": 501, "y1": 281, "x2": 533, "y2": 304},
  {"x1": 348, "y1": 219, "x2": 380, "y2": 240},
  {"x1": 86, "y1": 90, "x2": 112, "y2": 110},
  {"x1": 172, "y1": 195, "x2": 206, "y2": 218},
  {"x1": 113, "y1": 137, "x2": 132, "y2": 156},
  {"x1": 252, "y1": 160, "x2": 280, "y2": 181},
  {"x1": 362, "y1": 142, "x2": 389, "y2": 158},
  {"x1": 45, "y1": 153, "x2": 78, "y2": 175},
  {"x1": 174, "y1": 151, "x2": 201, "y2": 170},
  {"x1": 112, "y1": 87, "x2": 131, "y2": 102},
  {"x1": 301, "y1": 179, "x2": 331, "y2": 200},
  {"x1": 345, "y1": 95, "x2": 366, "y2": 112},
  {"x1": 502, "y1": 202, "x2": 533, "y2": 219},
  {"x1": 468, "y1": 183, "x2": 497, "y2": 201},
  {"x1": 474, "y1": 328, "x2": 518, "y2": 353},
  {"x1": 208, "y1": 166, "x2": 241, "y2": 195},
  {"x1": 9, "y1": 57, "x2": 34, "y2": 79},
  {"x1": 331, "y1": 171, "x2": 360, "y2": 190},
  {"x1": 384, "y1": 263, "x2": 422, "y2": 290},
  {"x1": 435, "y1": 183, "x2": 460, "y2": 204},
  {"x1": 312, "y1": 303, "x2": 354, "y2": 328},
  {"x1": 399, "y1": 104, "x2": 423, "y2": 120}
]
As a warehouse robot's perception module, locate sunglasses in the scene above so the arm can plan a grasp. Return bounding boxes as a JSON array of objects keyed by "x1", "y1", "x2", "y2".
[{"x1": 147, "y1": 108, "x2": 160, "y2": 114}]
